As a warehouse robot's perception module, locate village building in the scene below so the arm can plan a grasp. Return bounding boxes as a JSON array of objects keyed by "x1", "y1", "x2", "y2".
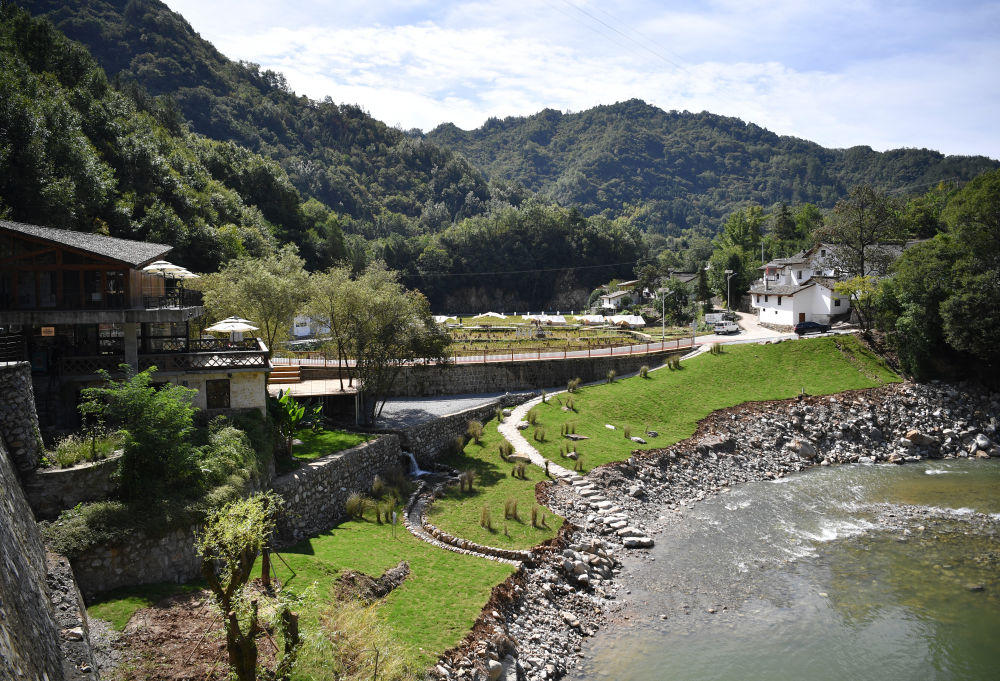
[
  {"x1": 0, "y1": 220, "x2": 271, "y2": 427},
  {"x1": 749, "y1": 243, "x2": 851, "y2": 330}
]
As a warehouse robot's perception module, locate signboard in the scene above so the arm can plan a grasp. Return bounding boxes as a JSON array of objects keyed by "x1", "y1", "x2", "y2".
[{"x1": 40, "y1": 326, "x2": 55, "y2": 337}]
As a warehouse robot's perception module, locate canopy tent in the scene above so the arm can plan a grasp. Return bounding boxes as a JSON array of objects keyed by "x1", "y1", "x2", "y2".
[
  {"x1": 473, "y1": 312, "x2": 505, "y2": 319},
  {"x1": 608, "y1": 315, "x2": 646, "y2": 328},
  {"x1": 432, "y1": 315, "x2": 457, "y2": 324},
  {"x1": 577, "y1": 315, "x2": 607, "y2": 325}
]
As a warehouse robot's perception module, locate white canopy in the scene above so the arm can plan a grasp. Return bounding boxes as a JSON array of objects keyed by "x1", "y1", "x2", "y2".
[
  {"x1": 205, "y1": 316, "x2": 259, "y2": 333},
  {"x1": 609, "y1": 315, "x2": 646, "y2": 328},
  {"x1": 473, "y1": 312, "x2": 505, "y2": 319},
  {"x1": 432, "y1": 315, "x2": 457, "y2": 324},
  {"x1": 142, "y1": 260, "x2": 183, "y2": 275},
  {"x1": 577, "y1": 315, "x2": 606, "y2": 325}
]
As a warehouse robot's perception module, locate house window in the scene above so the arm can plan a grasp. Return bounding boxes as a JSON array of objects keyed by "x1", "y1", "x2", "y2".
[
  {"x1": 835, "y1": 298, "x2": 841, "y2": 307},
  {"x1": 764, "y1": 295, "x2": 769, "y2": 302},
  {"x1": 821, "y1": 249, "x2": 826, "y2": 256},
  {"x1": 206, "y1": 379, "x2": 230, "y2": 409},
  {"x1": 797, "y1": 270, "x2": 802, "y2": 279},
  {"x1": 777, "y1": 297, "x2": 782, "y2": 305}
]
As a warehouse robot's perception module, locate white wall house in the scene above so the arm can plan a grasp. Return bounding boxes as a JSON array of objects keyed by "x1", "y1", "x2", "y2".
[
  {"x1": 750, "y1": 244, "x2": 850, "y2": 329},
  {"x1": 599, "y1": 290, "x2": 633, "y2": 311},
  {"x1": 292, "y1": 315, "x2": 330, "y2": 338}
]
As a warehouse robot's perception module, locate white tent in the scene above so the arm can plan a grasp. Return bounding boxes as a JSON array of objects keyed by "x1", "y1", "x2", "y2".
[
  {"x1": 432, "y1": 315, "x2": 457, "y2": 324},
  {"x1": 609, "y1": 315, "x2": 646, "y2": 328},
  {"x1": 539, "y1": 314, "x2": 567, "y2": 325},
  {"x1": 473, "y1": 312, "x2": 505, "y2": 319},
  {"x1": 577, "y1": 315, "x2": 606, "y2": 325}
]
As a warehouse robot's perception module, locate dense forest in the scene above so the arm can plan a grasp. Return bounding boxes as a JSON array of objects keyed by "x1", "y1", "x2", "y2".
[{"x1": 6, "y1": 0, "x2": 998, "y2": 312}]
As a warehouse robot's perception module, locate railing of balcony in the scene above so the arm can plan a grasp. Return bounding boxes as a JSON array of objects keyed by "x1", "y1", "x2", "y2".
[
  {"x1": 143, "y1": 289, "x2": 203, "y2": 310},
  {"x1": 58, "y1": 338, "x2": 268, "y2": 376}
]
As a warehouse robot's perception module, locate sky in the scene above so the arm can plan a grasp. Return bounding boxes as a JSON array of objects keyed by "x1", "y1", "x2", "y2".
[{"x1": 162, "y1": 0, "x2": 1000, "y2": 159}]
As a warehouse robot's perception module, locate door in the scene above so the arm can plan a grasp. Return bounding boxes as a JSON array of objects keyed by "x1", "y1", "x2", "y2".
[{"x1": 798, "y1": 313, "x2": 806, "y2": 323}]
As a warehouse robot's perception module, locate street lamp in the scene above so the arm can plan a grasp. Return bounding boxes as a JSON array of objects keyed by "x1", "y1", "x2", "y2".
[{"x1": 724, "y1": 269, "x2": 735, "y2": 311}]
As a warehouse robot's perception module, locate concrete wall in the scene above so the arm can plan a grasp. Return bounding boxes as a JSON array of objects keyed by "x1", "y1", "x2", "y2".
[
  {"x1": 0, "y1": 438, "x2": 65, "y2": 681},
  {"x1": 168, "y1": 369, "x2": 267, "y2": 414},
  {"x1": 302, "y1": 348, "x2": 684, "y2": 398},
  {"x1": 0, "y1": 361, "x2": 44, "y2": 472}
]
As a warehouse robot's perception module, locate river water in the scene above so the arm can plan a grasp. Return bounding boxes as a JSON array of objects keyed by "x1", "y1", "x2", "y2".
[{"x1": 570, "y1": 460, "x2": 1000, "y2": 681}]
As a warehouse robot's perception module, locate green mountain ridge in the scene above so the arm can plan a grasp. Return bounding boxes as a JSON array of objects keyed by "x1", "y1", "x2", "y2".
[{"x1": 425, "y1": 99, "x2": 998, "y2": 237}]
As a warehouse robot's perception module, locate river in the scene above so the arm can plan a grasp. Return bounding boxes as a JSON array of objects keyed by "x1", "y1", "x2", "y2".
[{"x1": 569, "y1": 460, "x2": 1000, "y2": 681}]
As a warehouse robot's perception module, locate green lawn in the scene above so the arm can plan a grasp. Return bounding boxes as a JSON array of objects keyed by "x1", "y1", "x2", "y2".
[
  {"x1": 87, "y1": 582, "x2": 205, "y2": 630},
  {"x1": 293, "y1": 427, "x2": 372, "y2": 461},
  {"x1": 427, "y1": 418, "x2": 564, "y2": 549},
  {"x1": 529, "y1": 336, "x2": 900, "y2": 469},
  {"x1": 280, "y1": 519, "x2": 514, "y2": 673}
]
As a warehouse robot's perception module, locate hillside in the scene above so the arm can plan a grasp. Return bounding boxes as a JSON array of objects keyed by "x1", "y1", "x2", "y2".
[
  {"x1": 426, "y1": 100, "x2": 998, "y2": 236},
  {"x1": 19, "y1": 0, "x2": 495, "y2": 233}
]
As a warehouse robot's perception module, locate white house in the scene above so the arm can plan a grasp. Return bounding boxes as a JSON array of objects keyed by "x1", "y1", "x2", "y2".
[
  {"x1": 292, "y1": 315, "x2": 330, "y2": 338},
  {"x1": 599, "y1": 290, "x2": 633, "y2": 311},
  {"x1": 750, "y1": 244, "x2": 850, "y2": 329}
]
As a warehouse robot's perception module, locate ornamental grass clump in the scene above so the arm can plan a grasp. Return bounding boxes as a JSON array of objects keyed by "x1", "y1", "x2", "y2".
[
  {"x1": 512, "y1": 462, "x2": 527, "y2": 479},
  {"x1": 710, "y1": 343, "x2": 723, "y2": 355},
  {"x1": 498, "y1": 441, "x2": 514, "y2": 460},
  {"x1": 606, "y1": 369, "x2": 616, "y2": 383},
  {"x1": 533, "y1": 426, "x2": 546, "y2": 442},
  {"x1": 480, "y1": 505, "x2": 492, "y2": 530},
  {"x1": 496, "y1": 408, "x2": 505, "y2": 423},
  {"x1": 623, "y1": 426, "x2": 632, "y2": 439},
  {"x1": 458, "y1": 470, "x2": 475, "y2": 493},
  {"x1": 639, "y1": 365, "x2": 650, "y2": 378},
  {"x1": 345, "y1": 492, "x2": 367, "y2": 519},
  {"x1": 527, "y1": 409, "x2": 539, "y2": 425},
  {"x1": 567, "y1": 377, "x2": 582, "y2": 393},
  {"x1": 504, "y1": 497, "x2": 519, "y2": 521},
  {"x1": 467, "y1": 420, "x2": 484, "y2": 444}
]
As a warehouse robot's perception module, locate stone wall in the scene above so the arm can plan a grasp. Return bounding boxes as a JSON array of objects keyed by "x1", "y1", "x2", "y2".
[
  {"x1": 271, "y1": 435, "x2": 403, "y2": 545},
  {"x1": 0, "y1": 361, "x2": 44, "y2": 473},
  {"x1": 390, "y1": 393, "x2": 534, "y2": 465},
  {"x1": 70, "y1": 526, "x2": 202, "y2": 602},
  {"x1": 23, "y1": 454, "x2": 120, "y2": 519},
  {"x1": 0, "y1": 438, "x2": 65, "y2": 681},
  {"x1": 301, "y1": 348, "x2": 685, "y2": 398}
]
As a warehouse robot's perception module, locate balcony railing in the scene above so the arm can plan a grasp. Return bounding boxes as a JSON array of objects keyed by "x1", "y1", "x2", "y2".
[
  {"x1": 143, "y1": 289, "x2": 203, "y2": 310},
  {"x1": 57, "y1": 338, "x2": 268, "y2": 376}
]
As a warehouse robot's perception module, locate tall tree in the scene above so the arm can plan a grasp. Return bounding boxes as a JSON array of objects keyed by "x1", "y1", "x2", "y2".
[
  {"x1": 822, "y1": 185, "x2": 904, "y2": 278},
  {"x1": 199, "y1": 245, "x2": 309, "y2": 350}
]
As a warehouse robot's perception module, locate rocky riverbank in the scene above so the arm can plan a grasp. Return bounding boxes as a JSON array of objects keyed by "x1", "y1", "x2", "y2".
[{"x1": 432, "y1": 380, "x2": 999, "y2": 681}]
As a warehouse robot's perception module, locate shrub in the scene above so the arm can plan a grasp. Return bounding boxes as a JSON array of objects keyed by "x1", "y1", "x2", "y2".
[
  {"x1": 513, "y1": 462, "x2": 527, "y2": 479},
  {"x1": 606, "y1": 369, "x2": 616, "y2": 383},
  {"x1": 541, "y1": 389, "x2": 548, "y2": 403},
  {"x1": 566, "y1": 396, "x2": 575, "y2": 411},
  {"x1": 459, "y1": 470, "x2": 475, "y2": 493},
  {"x1": 498, "y1": 441, "x2": 514, "y2": 460},
  {"x1": 574, "y1": 455, "x2": 584, "y2": 472},
  {"x1": 527, "y1": 409, "x2": 539, "y2": 425},
  {"x1": 711, "y1": 343, "x2": 723, "y2": 355},
  {"x1": 496, "y1": 408, "x2": 504, "y2": 423},
  {"x1": 530, "y1": 504, "x2": 539, "y2": 527},
  {"x1": 639, "y1": 365, "x2": 650, "y2": 378},
  {"x1": 623, "y1": 426, "x2": 632, "y2": 439},
  {"x1": 452, "y1": 435, "x2": 467, "y2": 456},
  {"x1": 467, "y1": 420, "x2": 484, "y2": 444},
  {"x1": 480, "y1": 506, "x2": 492, "y2": 530},
  {"x1": 567, "y1": 377, "x2": 582, "y2": 393},
  {"x1": 533, "y1": 426, "x2": 546, "y2": 442},
  {"x1": 371, "y1": 475, "x2": 386, "y2": 499},
  {"x1": 52, "y1": 431, "x2": 122, "y2": 468}
]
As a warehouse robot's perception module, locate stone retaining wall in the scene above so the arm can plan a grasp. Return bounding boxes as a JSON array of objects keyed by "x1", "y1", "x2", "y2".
[
  {"x1": 0, "y1": 361, "x2": 44, "y2": 473},
  {"x1": 271, "y1": 435, "x2": 403, "y2": 545},
  {"x1": 0, "y1": 438, "x2": 65, "y2": 681},
  {"x1": 23, "y1": 454, "x2": 121, "y2": 519},
  {"x1": 302, "y1": 348, "x2": 685, "y2": 397},
  {"x1": 390, "y1": 393, "x2": 534, "y2": 465},
  {"x1": 71, "y1": 526, "x2": 202, "y2": 601}
]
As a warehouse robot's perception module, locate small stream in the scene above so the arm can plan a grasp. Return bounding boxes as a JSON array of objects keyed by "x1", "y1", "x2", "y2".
[{"x1": 569, "y1": 460, "x2": 1000, "y2": 681}]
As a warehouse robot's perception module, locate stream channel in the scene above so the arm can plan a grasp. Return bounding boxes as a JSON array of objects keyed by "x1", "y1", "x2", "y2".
[{"x1": 569, "y1": 459, "x2": 1000, "y2": 681}]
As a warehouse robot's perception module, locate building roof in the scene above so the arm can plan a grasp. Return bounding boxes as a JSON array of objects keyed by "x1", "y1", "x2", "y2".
[
  {"x1": 749, "y1": 281, "x2": 816, "y2": 296},
  {"x1": 600, "y1": 290, "x2": 631, "y2": 300},
  {"x1": 0, "y1": 219, "x2": 172, "y2": 268},
  {"x1": 668, "y1": 271, "x2": 699, "y2": 284}
]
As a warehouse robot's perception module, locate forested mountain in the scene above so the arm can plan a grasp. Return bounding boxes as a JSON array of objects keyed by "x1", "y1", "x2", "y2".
[
  {"x1": 18, "y1": 0, "x2": 495, "y2": 235},
  {"x1": 426, "y1": 101, "x2": 998, "y2": 237}
]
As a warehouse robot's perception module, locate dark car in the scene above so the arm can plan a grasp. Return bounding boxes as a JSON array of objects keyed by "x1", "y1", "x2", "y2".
[{"x1": 794, "y1": 321, "x2": 830, "y2": 336}]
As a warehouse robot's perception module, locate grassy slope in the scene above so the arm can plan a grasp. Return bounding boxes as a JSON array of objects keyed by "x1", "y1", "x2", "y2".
[
  {"x1": 428, "y1": 419, "x2": 563, "y2": 549},
  {"x1": 280, "y1": 520, "x2": 514, "y2": 672},
  {"x1": 530, "y1": 336, "x2": 900, "y2": 469}
]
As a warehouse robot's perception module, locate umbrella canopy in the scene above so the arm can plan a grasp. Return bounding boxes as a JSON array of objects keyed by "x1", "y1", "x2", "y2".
[
  {"x1": 170, "y1": 268, "x2": 200, "y2": 280},
  {"x1": 205, "y1": 316, "x2": 259, "y2": 333},
  {"x1": 143, "y1": 260, "x2": 183, "y2": 275}
]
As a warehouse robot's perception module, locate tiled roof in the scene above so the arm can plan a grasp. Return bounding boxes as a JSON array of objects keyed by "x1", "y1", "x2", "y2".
[
  {"x1": 0, "y1": 220, "x2": 171, "y2": 268},
  {"x1": 749, "y1": 281, "x2": 816, "y2": 296}
]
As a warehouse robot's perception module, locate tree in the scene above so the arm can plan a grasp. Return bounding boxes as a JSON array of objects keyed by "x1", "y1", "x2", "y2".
[
  {"x1": 199, "y1": 244, "x2": 309, "y2": 350},
  {"x1": 770, "y1": 202, "x2": 797, "y2": 241},
  {"x1": 78, "y1": 367, "x2": 198, "y2": 500},
  {"x1": 659, "y1": 277, "x2": 692, "y2": 325},
  {"x1": 270, "y1": 390, "x2": 306, "y2": 461},
  {"x1": 197, "y1": 492, "x2": 285, "y2": 681},
  {"x1": 695, "y1": 268, "x2": 712, "y2": 312},
  {"x1": 311, "y1": 263, "x2": 450, "y2": 425},
  {"x1": 822, "y1": 185, "x2": 904, "y2": 279},
  {"x1": 834, "y1": 276, "x2": 879, "y2": 334}
]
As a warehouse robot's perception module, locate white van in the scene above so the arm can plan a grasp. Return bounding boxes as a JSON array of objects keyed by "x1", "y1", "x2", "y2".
[{"x1": 714, "y1": 320, "x2": 739, "y2": 335}]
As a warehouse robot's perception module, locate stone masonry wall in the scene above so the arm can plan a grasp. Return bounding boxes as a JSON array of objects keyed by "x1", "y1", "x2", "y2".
[
  {"x1": 0, "y1": 438, "x2": 65, "y2": 681},
  {"x1": 0, "y1": 361, "x2": 44, "y2": 473},
  {"x1": 390, "y1": 393, "x2": 534, "y2": 465},
  {"x1": 301, "y1": 348, "x2": 685, "y2": 398},
  {"x1": 271, "y1": 434, "x2": 402, "y2": 545},
  {"x1": 23, "y1": 454, "x2": 121, "y2": 519}
]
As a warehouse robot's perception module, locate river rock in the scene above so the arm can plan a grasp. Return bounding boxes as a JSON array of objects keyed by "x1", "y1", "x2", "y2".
[
  {"x1": 630, "y1": 436, "x2": 647, "y2": 444},
  {"x1": 904, "y1": 430, "x2": 937, "y2": 447},
  {"x1": 792, "y1": 438, "x2": 818, "y2": 459}
]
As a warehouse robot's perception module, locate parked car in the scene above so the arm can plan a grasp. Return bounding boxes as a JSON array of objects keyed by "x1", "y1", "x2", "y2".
[
  {"x1": 714, "y1": 320, "x2": 740, "y2": 335},
  {"x1": 794, "y1": 321, "x2": 830, "y2": 336}
]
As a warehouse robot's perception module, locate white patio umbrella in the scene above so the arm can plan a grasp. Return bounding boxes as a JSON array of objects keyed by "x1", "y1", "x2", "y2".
[
  {"x1": 142, "y1": 260, "x2": 183, "y2": 275},
  {"x1": 205, "y1": 316, "x2": 259, "y2": 342},
  {"x1": 170, "y1": 268, "x2": 200, "y2": 280}
]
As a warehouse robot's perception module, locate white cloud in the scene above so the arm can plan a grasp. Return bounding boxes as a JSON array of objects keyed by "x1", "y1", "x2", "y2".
[{"x1": 163, "y1": 0, "x2": 1000, "y2": 158}]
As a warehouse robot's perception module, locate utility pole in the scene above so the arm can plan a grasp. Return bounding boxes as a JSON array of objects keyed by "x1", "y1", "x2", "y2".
[{"x1": 724, "y1": 269, "x2": 735, "y2": 311}]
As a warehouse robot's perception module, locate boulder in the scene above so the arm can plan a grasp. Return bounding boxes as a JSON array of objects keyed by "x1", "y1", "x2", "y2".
[
  {"x1": 792, "y1": 438, "x2": 818, "y2": 460},
  {"x1": 630, "y1": 436, "x2": 647, "y2": 444},
  {"x1": 904, "y1": 430, "x2": 937, "y2": 447}
]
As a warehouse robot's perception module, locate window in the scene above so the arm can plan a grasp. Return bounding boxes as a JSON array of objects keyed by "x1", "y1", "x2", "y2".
[
  {"x1": 764, "y1": 295, "x2": 769, "y2": 302},
  {"x1": 205, "y1": 379, "x2": 230, "y2": 409},
  {"x1": 835, "y1": 298, "x2": 841, "y2": 307},
  {"x1": 797, "y1": 270, "x2": 802, "y2": 279},
  {"x1": 820, "y1": 249, "x2": 826, "y2": 256},
  {"x1": 777, "y1": 296, "x2": 782, "y2": 306}
]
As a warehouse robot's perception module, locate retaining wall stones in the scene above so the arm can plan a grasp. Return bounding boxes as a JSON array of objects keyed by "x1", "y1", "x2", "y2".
[
  {"x1": 70, "y1": 526, "x2": 202, "y2": 601},
  {"x1": 23, "y1": 454, "x2": 121, "y2": 519},
  {"x1": 0, "y1": 438, "x2": 66, "y2": 681},
  {"x1": 0, "y1": 361, "x2": 44, "y2": 473},
  {"x1": 390, "y1": 394, "x2": 534, "y2": 465},
  {"x1": 302, "y1": 348, "x2": 685, "y2": 398},
  {"x1": 271, "y1": 435, "x2": 403, "y2": 545}
]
